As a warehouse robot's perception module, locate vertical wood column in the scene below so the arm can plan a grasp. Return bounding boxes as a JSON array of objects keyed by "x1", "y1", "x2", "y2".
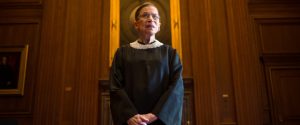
[
  {"x1": 34, "y1": 0, "x2": 101, "y2": 124},
  {"x1": 225, "y1": 0, "x2": 265, "y2": 124},
  {"x1": 33, "y1": 0, "x2": 67, "y2": 124},
  {"x1": 188, "y1": 0, "x2": 218, "y2": 124},
  {"x1": 72, "y1": 0, "x2": 101, "y2": 124},
  {"x1": 187, "y1": 0, "x2": 264, "y2": 124}
]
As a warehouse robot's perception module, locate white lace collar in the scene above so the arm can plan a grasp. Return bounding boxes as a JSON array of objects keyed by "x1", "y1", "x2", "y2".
[{"x1": 130, "y1": 40, "x2": 163, "y2": 49}]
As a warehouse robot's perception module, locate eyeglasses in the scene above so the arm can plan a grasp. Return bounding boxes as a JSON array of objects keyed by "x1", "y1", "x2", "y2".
[{"x1": 139, "y1": 13, "x2": 160, "y2": 20}]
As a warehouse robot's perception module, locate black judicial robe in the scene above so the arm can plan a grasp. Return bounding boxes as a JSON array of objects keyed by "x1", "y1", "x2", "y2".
[{"x1": 110, "y1": 43, "x2": 184, "y2": 125}]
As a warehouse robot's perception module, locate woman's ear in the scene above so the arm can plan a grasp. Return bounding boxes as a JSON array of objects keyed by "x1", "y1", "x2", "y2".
[{"x1": 134, "y1": 21, "x2": 139, "y2": 30}]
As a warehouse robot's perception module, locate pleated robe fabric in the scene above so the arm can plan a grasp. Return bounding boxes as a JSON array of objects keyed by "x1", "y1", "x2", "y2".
[{"x1": 110, "y1": 43, "x2": 184, "y2": 125}]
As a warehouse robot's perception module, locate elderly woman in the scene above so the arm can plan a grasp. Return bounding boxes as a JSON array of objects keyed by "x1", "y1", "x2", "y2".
[{"x1": 110, "y1": 2, "x2": 183, "y2": 125}]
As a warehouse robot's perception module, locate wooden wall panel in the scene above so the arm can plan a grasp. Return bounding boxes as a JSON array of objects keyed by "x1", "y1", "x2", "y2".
[
  {"x1": 0, "y1": 0, "x2": 41, "y2": 5},
  {"x1": 179, "y1": 0, "x2": 192, "y2": 78},
  {"x1": 268, "y1": 67, "x2": 300, "y2": 125},
  {"x1": 211, "y1": 0, "x2": 237, "y2": 124},
  {"x1": 262, "y1": 55, "x2": 300, "y2": 125},
  {"x1": 186, "y1": 0, "x2": 251, "y2": 124},
  {"x1": 250, "y1": 1, "x2": 300, "y2": 125},
  {"x1": 259, "y1": 22, "x2": 300, "y2": 53},
  {"x1": 249, "y1": 0, "x2": 300, "y2": 3},
  {"x1": 188, "y1": 0, "x2": 218, "y2": 124},
  {"x1": 225, "y1": 0, "x2": 266, "y2": 124},
  {"x1": 249, "y1": 2, "x2": 300, "y2": 19},
  {"x1": 181, "y1": 79, "x2": 195, "y2": 125},
  {"x1": 99, "y1": 92, "x2": 113, "y2": 125},
  {"x1": 33, "y1": 0, "x2": 101, "y2": 124},
  {"x1": 0, "y1": 117, "x2": 32, "y2": 125},
  {"x1": 0, "y1": 5, "x2": 41, "y2": 125},
  {"x1": 99, "y1": 0, "x2": 110, "y2": 80},
  {"x1": 0, "y1": 22, "x2": 40, "y2": 114},
  {"x1": 31, "y1": 1, "x2": 66, "y2": 125}
]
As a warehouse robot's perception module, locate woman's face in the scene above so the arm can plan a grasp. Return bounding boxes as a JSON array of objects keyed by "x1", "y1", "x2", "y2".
[{"x1": 134, "y1": 5, "x2": 161, "y2": 36}]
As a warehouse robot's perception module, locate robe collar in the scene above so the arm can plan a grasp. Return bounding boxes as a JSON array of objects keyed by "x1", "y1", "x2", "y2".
[{"x1": 130, "y1": 40, "x2": 163, "y2": 49}]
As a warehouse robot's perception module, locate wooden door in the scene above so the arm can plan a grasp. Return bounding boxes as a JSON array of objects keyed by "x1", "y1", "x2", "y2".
[
  {"x1": 263, "y1": 55, "x2": 300, "y2": 125},
  {"x1": 249, "y1": 0, "x2": 300, "y2": 124}
]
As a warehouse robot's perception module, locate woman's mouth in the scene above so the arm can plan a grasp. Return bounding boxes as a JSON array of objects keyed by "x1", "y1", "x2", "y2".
[{"x1": 145, "y1": 24, "x2": 155, "y2": 28}]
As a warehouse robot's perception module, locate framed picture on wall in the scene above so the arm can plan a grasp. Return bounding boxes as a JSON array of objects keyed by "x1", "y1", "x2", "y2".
[{"x1": 0, "y1": 45, "x2": 28, "y2": 95}]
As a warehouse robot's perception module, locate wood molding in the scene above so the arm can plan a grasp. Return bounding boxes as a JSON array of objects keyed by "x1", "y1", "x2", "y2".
[
  {"x1": 249, "y1": 0, "x2": 300, "y2": 4},
  {"x1": 0, "y1": 0, "x2": 42, "y2": 6},
  {"x1": 249, "y1": 2, "x2": 300, "y2": 19},
  {"x1": 261, "y1": 54, "x2": 300, "y2": 64},
  {"x1": 255, "y1": 20, "x2": 300, "y2": 54},
  {"x1": 264, "y1": 65, "x2": 300, "y2": 124},
  {"x1": 0, "y1": 8, "x2": 42, "y2": 18}
]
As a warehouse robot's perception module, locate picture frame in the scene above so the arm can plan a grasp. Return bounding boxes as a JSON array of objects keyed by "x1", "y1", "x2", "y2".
[{"x1": 0, "y1": 45, "x2": 28, "y2": 95}]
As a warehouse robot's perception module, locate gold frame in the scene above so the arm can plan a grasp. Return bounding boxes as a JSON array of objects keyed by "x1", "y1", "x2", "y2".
[
  {"x1": 109, "y1": 0, "x2": 182, "y2": 65},
  {"x1": 0, "y1": 45, "x2": 28, "y2": 95}
]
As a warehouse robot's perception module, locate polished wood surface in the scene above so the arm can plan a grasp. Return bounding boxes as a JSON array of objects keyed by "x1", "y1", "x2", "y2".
[
  {"x1": 262, "y1": 54, "x2": 300, "y2": 125},
  {"x1": 251, "y1": 1, "x2": 300, "y2": 124},
  {"x1": 0, "y1": 4, "x2": 41, "y2": 125}
]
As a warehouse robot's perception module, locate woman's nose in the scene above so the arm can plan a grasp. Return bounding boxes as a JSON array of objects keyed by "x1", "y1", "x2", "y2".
[{"x1": 146, "y1": 16, "x2": 154, "y2": 21}]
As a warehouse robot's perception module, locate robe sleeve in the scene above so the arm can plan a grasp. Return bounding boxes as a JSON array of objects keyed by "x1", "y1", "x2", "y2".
[
  {"x1": 152, "y1": 48, "x2": 184, "y2": 125},
  {"x1": 110, "y1": 48, "x2": 138, "y2": 125}
]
